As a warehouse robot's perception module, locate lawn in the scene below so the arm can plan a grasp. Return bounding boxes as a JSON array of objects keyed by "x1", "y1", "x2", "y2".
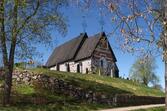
[
  {"x1": 133, "y1": 107, "x2": 165, "y2": 111},
  {"x1": 0, "y1": 68, "x2": 164, "y2": 111},
  {"x1": 29, "y1": 68, "x2": 164, "y2": 97},
  {"x1": 0, "y1": 81, "x2": 111, "y2": 111}
]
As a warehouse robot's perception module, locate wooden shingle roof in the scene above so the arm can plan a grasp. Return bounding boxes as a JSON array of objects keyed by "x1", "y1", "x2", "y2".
[
  {"x1": 74, "y1": 33, "x2": 101, "y2": 61},
  {"x1": 45, "y1": 33, "x2": 87, "y2": 67},
  {"x1": 45, "y1": 32, "x2": 117, "y2": 68}
]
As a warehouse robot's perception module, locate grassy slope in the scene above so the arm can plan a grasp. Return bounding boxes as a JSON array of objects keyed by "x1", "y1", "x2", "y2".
[
  {"x1": 0, "y1": 81, "x2": 110, "y2": 111},
  {"x1": 133, "y1": 107, "x2": 165, "y2": 111},
  {"x1": 0, "y1": 68, "x2": 164, "y2": 111},
  {"x1": 30, "y1": 68, "x2": 164, "y2": 97}
]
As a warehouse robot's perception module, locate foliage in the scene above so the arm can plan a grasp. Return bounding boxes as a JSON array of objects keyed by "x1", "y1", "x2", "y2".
[
  {"x1": 129, "y1": 55, "x2": 159, "y2": 86},
  {"x1": 14, "y1": 62, "x2": 26, "y2": 69},
  {"x1": 152, "y1": 84, "x2": 164, "y2": 91},
  {"x1": 0, "y1": 0, "x2": 68, "y2": 105},
  {"x1": 1, "y1": 0, "x2": 68, "y2": 61},
  {"x1": 70, "y1": 0, "x2": 163, "y2": 55}
]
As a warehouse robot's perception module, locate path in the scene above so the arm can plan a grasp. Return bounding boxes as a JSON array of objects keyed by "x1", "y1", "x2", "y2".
[{"x1": 99, "y1": 104, "x2": 165, "y2": 111}]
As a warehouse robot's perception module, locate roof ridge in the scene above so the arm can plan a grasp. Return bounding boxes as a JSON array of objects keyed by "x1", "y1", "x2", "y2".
[
  {"x1": 45, "y1": 33, "x2": 88, "y2": 67},
  {"x1": 56, "y1": 32, "x2": 88, "y2": 48}
]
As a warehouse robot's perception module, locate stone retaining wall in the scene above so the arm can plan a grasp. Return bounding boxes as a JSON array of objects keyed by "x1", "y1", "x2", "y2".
[{"x1": 12, "y1": 70, "x2": 165, "y2": 106}]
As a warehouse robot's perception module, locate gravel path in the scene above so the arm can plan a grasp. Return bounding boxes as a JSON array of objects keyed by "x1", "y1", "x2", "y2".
[{"x1": 99, "y1": 104, "x2": 165, "y2": 111}]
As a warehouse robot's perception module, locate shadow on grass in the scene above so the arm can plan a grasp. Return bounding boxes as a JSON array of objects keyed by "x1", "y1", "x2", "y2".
[
  {"x1": 0, "y1": 71, "x2": 133, "y2": 111},
  {"x1": 61, "y1": 75, "x2": 133, "y2": 96},
  {"x1": 0, "y1": 90, "x2": 113, "y2": 111}
]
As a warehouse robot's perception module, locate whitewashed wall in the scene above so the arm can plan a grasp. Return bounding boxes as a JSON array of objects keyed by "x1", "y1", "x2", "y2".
[
  {"x1": 59, "y1": 64, "x2": 67, "y2": 72},
  {"x1": 50, "y1": 65, "x2": 57, "y2": 70},
  {"x1": 49, "y1": 59, "x2": 92, "y2": 74},
  {"x1": 81, "y1": 59, "x2": 91, "y2": 73},
  {"x1": 69, "y1": 62, "x2": 77, "y2": 73}
]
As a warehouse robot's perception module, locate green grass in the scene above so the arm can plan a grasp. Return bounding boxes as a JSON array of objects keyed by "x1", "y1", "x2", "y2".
[
  {"x1": 0, "y1": 103, "x2": 110, "y2": 111},
  {"x1": 133, "y1": 107, "x2": 165, "y2": 111},
  {"x1": 30, "y1": 68, "x2": 164, "y2": 97},
  {"x1": 0, "y1": 68, "x2": 164, "y2": 111},
  {"x1": 0, "y1": 77, "x2": 111, "y2": 111},
  {"x1": 13, "y1": 84, "x2": 35, "y2": 95}
]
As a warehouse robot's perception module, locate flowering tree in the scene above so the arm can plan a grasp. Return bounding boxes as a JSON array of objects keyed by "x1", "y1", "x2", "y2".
[{"x1": 71, "y1": 0, "x2": 167, "y2": 109}]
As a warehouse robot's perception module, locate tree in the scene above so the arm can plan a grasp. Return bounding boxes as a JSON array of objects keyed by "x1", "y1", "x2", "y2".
[
  {"x1": 129, "y1": 55, "x2": 159, "y2": 86},
  {"x1": 152, "y1": 84, "x2": 163, "y2": 91},
  {"x1": 0, "y1": 0, "x2": 67, "y2": 106},
  {"x1": 71, "y1": 0, "x2": 167, "y2": 109}
]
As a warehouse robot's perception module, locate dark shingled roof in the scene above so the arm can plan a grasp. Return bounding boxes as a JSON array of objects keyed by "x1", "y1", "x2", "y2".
[
  {"x1": 74, "y1": 33, "x2": 101, "y2": 61},
  {"x1": 46, "y1": 32, "x2": 117, "y2": 67},
  {"x1": 45, "y1": 33, "x2": 87, "y2": 67}
]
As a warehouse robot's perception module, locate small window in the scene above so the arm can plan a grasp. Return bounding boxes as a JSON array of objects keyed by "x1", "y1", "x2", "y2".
[{"x1": 100, "y1": 60, "x2": 103, "y2": 67}]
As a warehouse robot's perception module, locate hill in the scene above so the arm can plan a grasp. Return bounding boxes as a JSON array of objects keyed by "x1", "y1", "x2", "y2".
[
  {"x1": 30, "y1": 68, "x2": 164, "y2": 97},
  {"x1": 0, "y1": 68, "x2": 164, "y2": 111}
]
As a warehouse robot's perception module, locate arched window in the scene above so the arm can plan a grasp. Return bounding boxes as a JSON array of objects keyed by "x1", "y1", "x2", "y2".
[
  {"x1": 100, "y1": 57, "x2": 107, "y2": 68},
  {"x1": 100, "y1": 60, "x2": 103, "y2": 67}
]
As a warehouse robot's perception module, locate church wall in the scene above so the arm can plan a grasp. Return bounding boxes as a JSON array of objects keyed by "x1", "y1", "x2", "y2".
[
  {"x1": 80, "y1": 59, "x2": 92, "y2": 73},
  {"x1": 49, "y1": 59, "x2": 92, "y2": 74},
  {"x1": 59, "y1": 64, "x2": 67, "y2": 72},
  {"x1": 91, "y1": 36, "x2": 117, "y2": 77},
  {"x1": 68, "y1": 59, "x2": 92, "y2": 73},
  {"x1": 50, "y1": 65, "x2": 57, "y2": 70}
]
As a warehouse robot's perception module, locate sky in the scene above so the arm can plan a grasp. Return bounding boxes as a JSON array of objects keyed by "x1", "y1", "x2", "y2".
[{"x1": 38, "y1": 5, "x2": 165, "y2": 88}]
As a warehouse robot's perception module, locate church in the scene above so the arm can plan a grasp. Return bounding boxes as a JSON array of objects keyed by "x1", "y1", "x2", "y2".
[{"x1": 45, "y1": 32, "x2": 119, "y2": 77}]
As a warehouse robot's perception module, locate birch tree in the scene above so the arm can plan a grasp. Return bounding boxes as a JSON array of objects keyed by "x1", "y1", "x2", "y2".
[{"x1": 0, "y1": 0, "x2": 67, "y2": 106}]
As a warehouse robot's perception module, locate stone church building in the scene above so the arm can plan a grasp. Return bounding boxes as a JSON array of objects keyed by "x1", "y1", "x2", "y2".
[{"x1": 45, "y1": 32, "x2": 119, "y2": 77}]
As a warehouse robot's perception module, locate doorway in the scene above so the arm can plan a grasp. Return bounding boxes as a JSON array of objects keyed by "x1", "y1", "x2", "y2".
[{"x1": 77, "y1": 64, "x2": 80, "y2": 73}]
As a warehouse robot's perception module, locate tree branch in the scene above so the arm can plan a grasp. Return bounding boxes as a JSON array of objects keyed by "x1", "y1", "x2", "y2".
[
  {"x1": 0, "y1": 0, "x2": 8, "y2": 66},
  {"x1": 16, "y1": 0, "x2": 40, "y2": 35}
]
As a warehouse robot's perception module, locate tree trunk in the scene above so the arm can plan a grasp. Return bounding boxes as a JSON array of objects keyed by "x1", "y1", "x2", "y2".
[
  {"x1": 1, "y1": 0, "x2": 18, "y2": 106},
  {"x1": 164, "y1": 0, "x2": 167, "y2": 110},
  {"x1": 165, "y1": 62, "x2": 167, "y2": 111},
  {"x1": 0, "y1": 0, "x2": 10, "y2": 106},
  {"x1": 3, "y1": 66, "x2": 13, "y2": 106}
]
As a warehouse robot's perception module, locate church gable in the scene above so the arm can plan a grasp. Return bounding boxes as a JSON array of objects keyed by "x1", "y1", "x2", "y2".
[
  {"x1": 92, "y1": 33, "x2": 116, "y2": 62},
  {"x1": 91, "y1": 33, "x2": 119, "y2": 77}
]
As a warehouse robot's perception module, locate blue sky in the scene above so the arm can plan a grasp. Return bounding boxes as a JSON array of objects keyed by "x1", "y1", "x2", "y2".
[{"x1": 39, "y1": 5, "x2": 165, "y2": 88}]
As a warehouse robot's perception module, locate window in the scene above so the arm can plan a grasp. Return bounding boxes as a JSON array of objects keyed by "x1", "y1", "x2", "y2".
[
  {"x1": 100, "y1": 60, "x2": 103, "y2": 67},
  {"x1": 99, "y1": 38, "x2": 108, "y2": 49},
  {"x1": 100, "y1": 57, "x2": 107, "y2": 68}
]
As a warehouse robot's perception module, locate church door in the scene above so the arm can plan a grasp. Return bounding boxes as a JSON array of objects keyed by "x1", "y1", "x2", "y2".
[{"x1": 77, "y1": 64, "x2": 80, "y2": 73}]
